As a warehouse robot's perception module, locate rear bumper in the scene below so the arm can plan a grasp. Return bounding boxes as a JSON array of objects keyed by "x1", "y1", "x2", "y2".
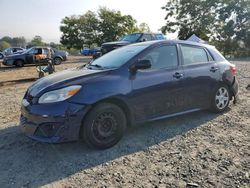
[
  {"x1": 231, "y1": 77, "x2": 239, "y2": 103},
  {"x1": 20, "y1": 100, "x2": 91, "y2": 143}
]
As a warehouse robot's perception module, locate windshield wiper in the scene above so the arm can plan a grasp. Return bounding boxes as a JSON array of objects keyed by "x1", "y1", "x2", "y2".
[{"x1": 87, "y1": 64, "x2": 104, "y2": 69}]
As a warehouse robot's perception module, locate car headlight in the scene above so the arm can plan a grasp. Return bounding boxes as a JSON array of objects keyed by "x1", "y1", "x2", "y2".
[{"x1": 38, "y1": 85, "x2": 81, "y2": 104}]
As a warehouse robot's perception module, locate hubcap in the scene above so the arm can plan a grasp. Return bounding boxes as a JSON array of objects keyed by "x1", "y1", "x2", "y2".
[
  {"x1": 92, "y1": 112, "x2": 117, "y2": 140},
  {"x1": 215, "y1": 87, "x2": 229, "y2": 110}
]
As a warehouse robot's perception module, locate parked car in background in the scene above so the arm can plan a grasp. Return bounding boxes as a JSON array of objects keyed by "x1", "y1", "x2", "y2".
[
  {"x1": 52, "y1": 48, "x2": 68, "y2": 64},
  {"x1": 2, "y1": 47, "x2": 25, "y2": 56},
  {"x1": 0, "y1": 52, "x2": 3, "y2": 60},
  {"x1": 20, "y1": 40, "x2": 238, "y2": 149},
  {"x1": 101, "y1": 32, "x2": 166, "y2": 55},
  {"x1": 0, "y1": 47, "x2": 25, "y2": 60},
  {"x1": 81, "y1": 47, "x2": 101, "y2": 56},
  {"x1": 2, "y1": 47, "x2": 67, "y2": 67}
]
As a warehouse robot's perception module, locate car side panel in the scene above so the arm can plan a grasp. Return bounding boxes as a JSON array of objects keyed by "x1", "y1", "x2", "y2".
[{"x1": 181, "y1": 62, "x2": 221, "y2": 109}]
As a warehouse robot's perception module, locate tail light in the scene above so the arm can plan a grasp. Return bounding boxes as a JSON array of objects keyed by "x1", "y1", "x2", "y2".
[{"x1": 230, "y1": 64, "x2": 236, "y2": 76}]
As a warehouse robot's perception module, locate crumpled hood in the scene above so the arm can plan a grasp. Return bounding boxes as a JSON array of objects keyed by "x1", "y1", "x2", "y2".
[{"x1": 28, "y1": 68, "x2": 109, "y2": 97}]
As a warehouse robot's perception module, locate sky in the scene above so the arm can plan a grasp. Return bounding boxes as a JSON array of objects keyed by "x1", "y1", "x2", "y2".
[{"x1": 0, "y1": 0, "x2": 170, "y2": 43}]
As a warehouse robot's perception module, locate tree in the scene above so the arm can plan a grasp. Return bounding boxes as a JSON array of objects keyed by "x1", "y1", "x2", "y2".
[
  {"x1": 60, "y1": 7, "x2": 140, "y2": 49},
  {"x1": 60, "y1": 15, "x2": 84, "y2": 49},
  {"x1": 0, "y1": 41, "x2": 11, "y2": 51},
  {"x1": 26, "y1": 36, "x2": 44, "y2": 48},
  {"x1": 161, "y1": 0, "x2": 250, "y2": 56},
  {"x1": 97, "y1": 7, "x2": 138, "y2": 43},
  {"x1": 1, "y1": 36, "x2": 12, "y2": 44},
  {"x1": 11, "y1": 37, "x2": 26, "y2": 47},
  {"x1": 79, "y1": 11, "x2": 99, "y2": 47},
  {"x1": 138, "y1": 23, "x2": 151, "y2": 32}
]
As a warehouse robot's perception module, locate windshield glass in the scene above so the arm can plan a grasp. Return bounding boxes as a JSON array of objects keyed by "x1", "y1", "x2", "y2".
[
  {"x1": 88, "y1": 45, "x2": 148, "y2": 69},
  {"x1": 25, "y1": 48, "x2": 34, "y2": 53},
  {"x1": 120, "y1": 33, "x2": 142, "y2": 42}
]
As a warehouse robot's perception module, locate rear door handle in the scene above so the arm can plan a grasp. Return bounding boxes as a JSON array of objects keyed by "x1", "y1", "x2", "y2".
[
  {"x1": 173, "y1": 72, "x2": 183, "y2": 79},
  {"x1": 210, "y1": 67, "x2": 219, "y2": 72}
]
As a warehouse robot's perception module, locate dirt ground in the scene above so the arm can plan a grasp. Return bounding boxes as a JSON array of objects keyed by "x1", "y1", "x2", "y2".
[{"x1": 0, "y1": 57, "x2": 249, "y2": 188}]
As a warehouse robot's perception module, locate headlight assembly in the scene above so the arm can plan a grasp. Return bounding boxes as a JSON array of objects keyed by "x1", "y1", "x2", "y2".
[{"x1": 38, "y1": 85, "x2": 81, "y2": 104}]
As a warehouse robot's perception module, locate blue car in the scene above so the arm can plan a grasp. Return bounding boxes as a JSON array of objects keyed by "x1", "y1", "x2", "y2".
[
  {"x1": 81, "y1": 47, "x2": 101, "y2": 56},
  {"x1": 20, "y1": 40, "x2": 239, "y2": 149}
]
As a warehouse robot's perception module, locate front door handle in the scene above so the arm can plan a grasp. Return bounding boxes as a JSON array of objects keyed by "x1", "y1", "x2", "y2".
[
  {"x1": 210, "y1": 67, "x2": 219, "y2": 72},
  {"x1": 173, "y1": 72, "x2": 183, "y2": 79}
]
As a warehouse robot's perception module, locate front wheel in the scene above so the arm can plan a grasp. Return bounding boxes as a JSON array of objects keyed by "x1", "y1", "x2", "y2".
[
  {"x1": 82, "y1": 103, "x2": 126, "y2": 149},
  {"x1": 15, "y1": 60, "x2": 24, "y2": 67},
  {"x1": 53, "y1": 57, "x2": 62, "y2": 65},
  {"x1": 210, "y1": 85, "x2": 230, "y2": 113}
]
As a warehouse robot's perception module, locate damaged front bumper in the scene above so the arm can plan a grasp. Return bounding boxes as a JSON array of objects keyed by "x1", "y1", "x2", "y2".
[{"x1": 20, "y1": 100, "x2": 90, "y2": 143}]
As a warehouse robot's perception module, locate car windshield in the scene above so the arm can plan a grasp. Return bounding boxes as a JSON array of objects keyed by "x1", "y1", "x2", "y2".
[
  {"x1": 87, "y1": 45, "x2": 148, "y2": 69},
  {"x1": 25, "y1": 48, "x2": 34, "y2": 53},
  {"x1": 120, "y1": 33, "x2": 142, "y2": 42}
]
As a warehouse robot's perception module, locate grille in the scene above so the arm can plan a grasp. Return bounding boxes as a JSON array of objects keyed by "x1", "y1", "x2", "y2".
[{"x1": 20, "y1": 116, "x2": 27, "y2": 125}]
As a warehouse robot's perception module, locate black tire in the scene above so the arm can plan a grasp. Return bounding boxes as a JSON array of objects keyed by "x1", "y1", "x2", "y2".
[
  {"x1": 15, "y1": 60, "x2": 24, "y2": 67},
  {"x1": 53, "y1": 57, "x2": 62, "y2": 65},
  {"x1": 82, "y1": 103, "x2": 126, "y2": 149},
  {"x1": 210, "y1": 84, "x2": 230, "y2": 113},
  {"x1": 38, "y1": 72, "x2": 44, "y2": 78}
]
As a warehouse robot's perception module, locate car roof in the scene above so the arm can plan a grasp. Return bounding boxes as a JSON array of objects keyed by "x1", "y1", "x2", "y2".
[{"x1": 130, "y1": 39, "x2": 215, "y2": 49}]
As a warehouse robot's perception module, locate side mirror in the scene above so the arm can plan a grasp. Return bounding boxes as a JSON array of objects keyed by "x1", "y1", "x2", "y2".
[{"x1": 130, "y1": 59, "x2": 151, "y2": 72}]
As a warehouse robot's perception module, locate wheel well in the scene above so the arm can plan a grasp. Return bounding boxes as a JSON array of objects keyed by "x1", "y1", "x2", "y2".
[
  {"x1": 54, "y1": 56, "x2": 62, "y2": 60},
  {"x1": 14, "y1": 59, "x2": 25, "y2": 65},
  {"x1": 79, "y1": 98, "x2": 132, "y2": 139},
  {"x1": 220, "y1": 81, "x2": 234, "y2": 100}
]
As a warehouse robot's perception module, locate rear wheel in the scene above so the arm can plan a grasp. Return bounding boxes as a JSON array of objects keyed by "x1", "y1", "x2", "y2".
[
  {"x1": 15, "y1": 60, "x2": 24, "y2": 67},
  {"x1": 210, "y1": 85, "x2": 230, "y2": 113},
  {"x1": 82, "y1": 103, "x2": 126, "y2": 149}
]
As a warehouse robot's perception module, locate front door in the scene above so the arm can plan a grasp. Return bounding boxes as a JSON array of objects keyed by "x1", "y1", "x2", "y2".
[{"x1": 129, "y1": 44, "x2": 185, "y2": 122}]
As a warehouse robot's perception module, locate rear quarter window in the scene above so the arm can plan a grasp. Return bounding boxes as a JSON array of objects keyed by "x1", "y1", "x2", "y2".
[{"x1": 180, "y1": 45, "x2": 209, "y2": 65}]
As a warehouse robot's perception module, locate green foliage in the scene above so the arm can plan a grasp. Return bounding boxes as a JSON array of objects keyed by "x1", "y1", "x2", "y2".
[
  {"x1": 97, "y1": 7, "x2": 139, "y2": 43},
  {"x1": 28, "y1": 36, "x2": 44, "y2": 47},
  {"x1": 161, "y1": 0, "x2": 250, "y2": 57},
  {"x1": 138, "y1": 23, "x2": 151, "y2": 32},
  {"x1": 60, "y1": 15, "x2": 83, "y2": 50},
  {"x1": 60, "y1": 7, "x2": 143, "y2": 49},
  {"x1": 0, "y1": 41, "x2": 11, "y2": 51},
  {"x1": 0, "y1": 36, "x2": 26, "y2": 48}
]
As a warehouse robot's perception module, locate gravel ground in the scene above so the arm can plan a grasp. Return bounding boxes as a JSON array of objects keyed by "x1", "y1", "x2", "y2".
[{"x1": 0, "y1": 58, "x2": 249, "y2": 188}]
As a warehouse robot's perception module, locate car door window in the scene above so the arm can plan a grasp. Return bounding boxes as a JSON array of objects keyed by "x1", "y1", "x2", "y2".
[
  {"x1": 43, "y1": 48, "x2": 49, "y2": 55},
  {"x1": 140, "y1": 34, "x2": 152, "y2": 42},
  {"x1": 140, "y1": 45, "x2": 178, "y2": 69},
  {"x1": 180, "y1": 45, "x2": 209, "y2": 65},
  {"x1": 28, "y1": 48, "x2": 38, "y2": 54}
]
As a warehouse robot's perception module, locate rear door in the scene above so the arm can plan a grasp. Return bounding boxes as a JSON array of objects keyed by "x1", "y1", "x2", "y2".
[
  {"x1": 179, "y1": 44, "x2": 220, "y2": 109},
  {"x1": 129, "y1": 44, "x2": 185, "y2": 122}
]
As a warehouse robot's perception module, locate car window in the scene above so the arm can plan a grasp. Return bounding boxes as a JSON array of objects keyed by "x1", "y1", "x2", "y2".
[
  {"x1": 89, "y1": 45, "x2": 148, "y2": 69},
  {"x1": 140, "y1": 45, "x2": 178, "y2": 69},
  {"x1": 121, "y1": 33, "x2": 142, "y2": 42},
  {"x1": 180, "y1": 45, "x2": 209, "y2": 65},
  {"x1": 43, "y1": 48, "x2": 49, "y2": 55},
  {"x1": 155, "y1": 34, "x2": 165, "y2": 40},
  {"x1": 140, "y1": 34, "x2": 152, "y2": 42},
  {"x1": 207, "y1": 50, "x2": 214, "y2": 61}
]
